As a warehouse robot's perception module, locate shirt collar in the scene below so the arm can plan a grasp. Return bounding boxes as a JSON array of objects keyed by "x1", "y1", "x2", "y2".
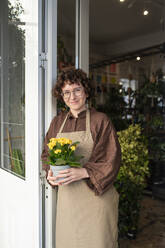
[{"x1": 68, "y1": 109, "x2": 87, "y2": 119}]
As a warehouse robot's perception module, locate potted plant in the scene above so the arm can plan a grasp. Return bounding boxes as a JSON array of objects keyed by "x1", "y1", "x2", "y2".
[
  {"x1": 45, "y1": 137, "x2": 83, "y2": 182},
  {"x1": 115, "y1": 124, "x2": 150, "y2": 239}
]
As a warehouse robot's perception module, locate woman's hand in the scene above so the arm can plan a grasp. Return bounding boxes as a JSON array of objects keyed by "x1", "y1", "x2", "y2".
[
  {"x1": 47, "y1": 167, "x2": 89, "y2": 186},
  {"x1": 47, "y1": 169, "x2": 59, "y2": 186}
]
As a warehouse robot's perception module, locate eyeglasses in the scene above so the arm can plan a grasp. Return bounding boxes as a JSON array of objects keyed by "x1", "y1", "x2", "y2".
[{"x1": 61, "y1": 87, "x2": 84, "y2": 99}]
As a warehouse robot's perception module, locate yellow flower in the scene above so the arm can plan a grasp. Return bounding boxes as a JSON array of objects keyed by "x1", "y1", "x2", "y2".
[
  {"x1": 47, "y1": 143, "x2": 54, "y2": 150},
  {"x1": 48, "y1": 138, "x2": 57, "y2": 148},
  {"x1": 50, "y1": 138, "x2": 57, "y2": 142},
  {"x1": 57, "y1": 138, "x2": 72, "y2": 145},
  {"x1": 70, "y1": 146, "x2": 76, "y2": 151},
  {"x1": 66, "y1": 138, "x2": 72, "y2": 145},
  {"x1": 48, "y1": 137, "x2": 73, "y2": 150},
  {"x1": 54, "y1": 149, "x2": 62, "y2": 154}
]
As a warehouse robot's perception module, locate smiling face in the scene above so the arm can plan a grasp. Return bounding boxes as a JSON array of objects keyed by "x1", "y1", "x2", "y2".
[{"x1": 62, "y1": 82, "x2": 87, "y2": 117}]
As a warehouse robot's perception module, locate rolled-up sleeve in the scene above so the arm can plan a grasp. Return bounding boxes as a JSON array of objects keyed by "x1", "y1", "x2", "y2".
[{"x1": 84, "y1": 116, "x2": 121, "y2": 195}]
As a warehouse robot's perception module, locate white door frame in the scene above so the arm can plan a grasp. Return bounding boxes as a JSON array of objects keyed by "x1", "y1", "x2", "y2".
[
  {"x1": 76, "y1": 0, "x2": 89, "y2": 74},
  {"x1": 0, "y1": 0, "x2": 41, "y2": 247},
  {"x1": 43, "y1": 1, "x2": 58, "y2": 248}
]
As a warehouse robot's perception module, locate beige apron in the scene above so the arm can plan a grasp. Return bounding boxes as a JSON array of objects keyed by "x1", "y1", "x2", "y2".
[{"x1": 55, "y1": 109, "x2": 119, "y2": 248}]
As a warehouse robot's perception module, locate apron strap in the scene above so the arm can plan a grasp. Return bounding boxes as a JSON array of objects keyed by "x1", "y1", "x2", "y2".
[
  {"x1": 58, "y1": 109, "x2": 90, "y2": 134},
  {"x1": 58, "y1": 113, "x2": 69, "y2": 133},
  {"x1": 86, "y1": 109, "x2": 90, "y2": 133}
]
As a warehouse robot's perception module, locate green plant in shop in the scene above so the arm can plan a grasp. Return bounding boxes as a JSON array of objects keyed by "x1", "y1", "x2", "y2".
[
  {"x1": 115, "y1": 124, "x2": 150, "y2": 239},
  {"x1": 134, "y1": 70, "x2": 165, "y2": 189},
  {"x1": 57, "y1": 35, "x2": 73, "y2": 70},
  {"x1": 135, "y1": 70, "x2": 165, "y2": 132},
  {"x1": 96, "y1": 87, "x2": 129, "y2": 131},
  {"x1": 12, "y1": 149, "x2": 25, "y2": 177}
]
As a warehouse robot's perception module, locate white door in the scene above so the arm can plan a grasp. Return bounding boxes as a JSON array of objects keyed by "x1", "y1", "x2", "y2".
[{"x1": 0, "y1": 0, "x2": 43, "y2": 247}]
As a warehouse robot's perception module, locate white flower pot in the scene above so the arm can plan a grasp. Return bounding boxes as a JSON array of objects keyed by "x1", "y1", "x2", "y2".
[{"x1": 50, "y1": 165, "x2": 70, "y2": 182}]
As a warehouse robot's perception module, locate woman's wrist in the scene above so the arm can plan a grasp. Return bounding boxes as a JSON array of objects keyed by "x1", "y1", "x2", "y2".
[{"x1": 82, "y1": 168, "x2": 89, "y2": 179}]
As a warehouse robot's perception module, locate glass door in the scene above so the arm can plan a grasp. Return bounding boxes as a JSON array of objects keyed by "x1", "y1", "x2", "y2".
[
  {"x1": 43, "y1": 1, "x2": 89, "y2": 248},
  {"x1": 0, "y1": 0, "x2": 42, "y2": 247}
]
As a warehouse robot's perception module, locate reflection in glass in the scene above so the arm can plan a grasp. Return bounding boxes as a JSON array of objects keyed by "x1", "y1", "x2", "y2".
[
  {"x1": 0, "y1": 0, "x2": 25, "y2": 178},
  {"x1": 57, "y1": 0, "x2": 76, "y2": 113},
  {"x1": 57, "y1": 0, "x2": 75, "y2": 73}
]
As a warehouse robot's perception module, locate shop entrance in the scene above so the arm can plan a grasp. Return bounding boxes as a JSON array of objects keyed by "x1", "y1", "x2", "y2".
[
  {"x1": 56, "y1": 0, "x2": 165, "y2": 246},
  {"x1": 1, "y1": 0, "x2": 165, "y2": 247},
  {"x1": 0, "y1": 0, "x2": 42, "y2": 248},
  {"x1": 88, "y1": 0, "x2": 165, "y2": 245}
]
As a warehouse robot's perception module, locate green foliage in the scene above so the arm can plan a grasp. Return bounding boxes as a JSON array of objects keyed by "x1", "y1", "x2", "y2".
[
  {"x1": 12, "y1": 149, "x2": 25, "y2": 177},
  {"x1": 96, "y1": 87, "x2": 129, "y2": 131},
  {"x1": 8, "y1": 0, "x2": 25, "y2": 66},
  {"x1": 115, "y1": 124, "x2": 150, "y2": 238},
  {"x1": 117, "y1": 124, "x2": 149, "y2": 185},
  {"x1": 8, "y1": 0, "x2": 24, "y2": 21},
  {"x1": 148, "y1": 115, "x2": 164, "y2": 131},
  {"x1": 139, "y1": 76, "x2": 161, "y2": 97},
  {"x1": 149, "y1": 136, "x2": 165, "y2": 161},
  {"x1": 57, "y1": 35, "x2": 73, "y2": 68},
  {"x1": 135, "y1": 70, "x2": 165, "y2": 132}
]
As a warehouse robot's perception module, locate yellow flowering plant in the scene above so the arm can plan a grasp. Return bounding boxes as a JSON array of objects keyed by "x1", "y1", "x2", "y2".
[{"x1": 45, "y1": 137, "x2": 83, "y2": 167}]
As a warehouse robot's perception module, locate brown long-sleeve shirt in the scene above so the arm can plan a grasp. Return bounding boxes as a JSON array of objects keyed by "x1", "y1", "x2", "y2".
[{"x1": 41, "y1": 108, "x2": 121, "y2": 195}]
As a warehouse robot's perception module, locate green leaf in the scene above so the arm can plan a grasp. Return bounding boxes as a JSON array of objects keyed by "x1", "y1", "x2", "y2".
[
  {"x1": 55, "y1": 158, "x2": 66, "y2": 165},
  {"x1": 67, "y1": 161, "x2": 82, "y2": 167},
  {"x1": 74, "y1": 155, "x2": 84, "y2": 161},
  {"x1": 71, "y1": 141, "x2": 80, "y2": 146}
]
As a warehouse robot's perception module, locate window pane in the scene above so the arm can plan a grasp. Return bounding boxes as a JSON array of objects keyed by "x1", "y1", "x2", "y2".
[
  {"x1": 57, "y1": 0, "x2": 76, "y2": 113},
  {"x1": 0, "y1": 0, "x2": 25, "y2": 178},
  {"x1": 57, "y1": 0, "x2": 76, "y2": 72}
]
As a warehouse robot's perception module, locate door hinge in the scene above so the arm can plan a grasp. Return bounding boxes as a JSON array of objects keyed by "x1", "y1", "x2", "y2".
[
  {"x1": 40, "y1": 170, "x2": 46, "y2": 186},
  {"x1": 39, "y1": 52, "x2": 47, "y2": 69}
]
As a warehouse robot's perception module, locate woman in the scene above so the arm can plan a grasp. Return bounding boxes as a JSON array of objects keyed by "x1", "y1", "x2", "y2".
[{"x1": 41, "y1": 69, "x2": 121, "y2": 248}]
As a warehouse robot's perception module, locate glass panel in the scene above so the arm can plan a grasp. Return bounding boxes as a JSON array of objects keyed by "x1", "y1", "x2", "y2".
[
  {"x1": 88, "y1": 0, "x2": 165, "y2": 241},
  {"x1": 57, "y1": 0, "x2": 76, "y2": 112},
  {"x1": 0, "y1": 0, "x2": 25, "y2": 178},
  {"x1": 57, "y1": 0, "x2": 76, "y2": 72},
  {"x1": 89, "y1": 0, "x2": 165, "y2": 133}
]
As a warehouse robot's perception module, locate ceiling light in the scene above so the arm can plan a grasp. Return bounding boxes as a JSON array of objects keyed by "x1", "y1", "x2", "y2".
[
  {"x1": 120, "y1": 0, "x2": 125, "y2": 2},
  {"x1": 136, "y1": 56, "x2": 141, "y2": 61},
  {"x1": 143, "y1": 9, "x2": 149, "y2": 15}
]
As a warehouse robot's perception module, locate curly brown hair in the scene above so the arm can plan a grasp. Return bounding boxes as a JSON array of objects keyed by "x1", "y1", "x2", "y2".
[{"x1": 52, "y1": 69, "x2": 92, "y2": 102}]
